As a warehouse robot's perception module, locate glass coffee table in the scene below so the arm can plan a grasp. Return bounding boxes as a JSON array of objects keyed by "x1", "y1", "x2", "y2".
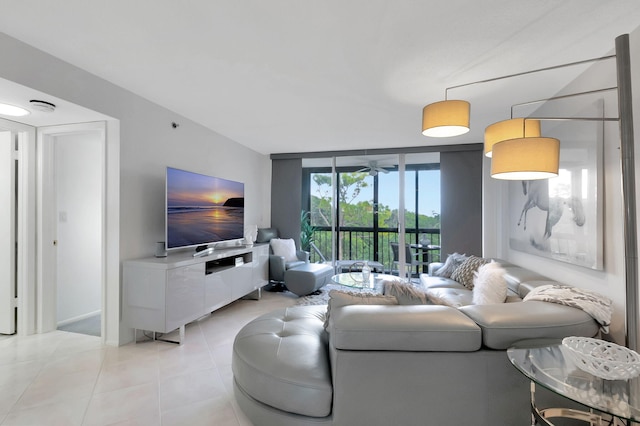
[
  {"x1": 331, "y1": 272, "x2": 399, "y2": 292},
  {"x1": 508, "y1": 340, "x2": 640, "y2": 425}
]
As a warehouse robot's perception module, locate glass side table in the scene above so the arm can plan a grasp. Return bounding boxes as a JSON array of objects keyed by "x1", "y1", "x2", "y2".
[
  {"x1": 330, "y1": 272, "x2": 399, "y2": 291},
  {"x1": 508, "y1": 340, "x2": 640, "y2": 425}
]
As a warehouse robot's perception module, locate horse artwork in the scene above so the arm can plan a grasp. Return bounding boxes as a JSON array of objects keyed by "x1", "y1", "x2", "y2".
[
  {"x1": 509, "y1": 172, "x2": 602, "y2": 270},
  {"x1": 507, "y1": 103, "x2": 603, "y2": 270},
  {"x1": 517, "y1": 180, "x2": 586, "y2": 247}
]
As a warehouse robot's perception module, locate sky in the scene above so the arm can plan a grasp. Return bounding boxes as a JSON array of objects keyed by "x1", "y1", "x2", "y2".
[{"x1": 166, "y1": 167, "x2": 244, "y2": 207}]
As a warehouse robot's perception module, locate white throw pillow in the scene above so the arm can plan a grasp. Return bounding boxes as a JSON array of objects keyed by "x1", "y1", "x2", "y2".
[
  {"x1": 472, "y1": 261, "x2": 507, "y2": 305},
  {"x1": 270, "y1": 238, "x2": 298, "y2": 262}
]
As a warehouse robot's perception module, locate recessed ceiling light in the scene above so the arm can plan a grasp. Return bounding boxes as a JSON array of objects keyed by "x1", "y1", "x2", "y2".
[{"x1": 0, "y1": 102, "x2": 30, "y2": 117}]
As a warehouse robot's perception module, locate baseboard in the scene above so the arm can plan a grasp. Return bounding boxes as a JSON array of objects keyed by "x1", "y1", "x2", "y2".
[{"x1": 57, "y1": 310, "x2": 101, "y2": 327}]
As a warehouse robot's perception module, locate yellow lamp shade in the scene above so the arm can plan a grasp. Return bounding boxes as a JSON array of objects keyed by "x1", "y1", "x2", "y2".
[
  {"x1": 484, "y1": 118, "x2": 541, "y2": 157},
  {"x1": 491, "y1": 137, "x2": 560, "y2": 180},
  {"x1": 422, "y1": 100, "x2": 470, "y2": 137}
]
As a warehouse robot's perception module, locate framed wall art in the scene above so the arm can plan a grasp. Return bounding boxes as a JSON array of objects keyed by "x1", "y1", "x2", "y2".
[{"x1": 508, "y1": 104, "x2": 604, "y2": 270}]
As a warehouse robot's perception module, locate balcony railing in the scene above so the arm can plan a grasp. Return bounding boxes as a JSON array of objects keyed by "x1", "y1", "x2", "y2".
[{"x1": 309, "y1": 227, "x2": 441, "y2": 275}]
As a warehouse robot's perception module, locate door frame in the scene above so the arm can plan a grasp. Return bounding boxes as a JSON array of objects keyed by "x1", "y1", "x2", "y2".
[
  {"x1": 0, "y1": 119, "x2": 36, "y2": 336},
  {"x1": 37, "y1": 122, "x2": 107, "y2": 337}
]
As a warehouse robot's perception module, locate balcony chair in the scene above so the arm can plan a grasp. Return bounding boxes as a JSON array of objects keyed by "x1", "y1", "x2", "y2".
[
  {"x1": 256, "y1": 228, "x2": 309, "y2": 291},
  {"x1": 390, "y1": 242, "x2": 430, "y2": 278}
]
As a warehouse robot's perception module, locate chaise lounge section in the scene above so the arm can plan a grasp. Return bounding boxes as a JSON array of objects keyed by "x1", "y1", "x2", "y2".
[{"x1": 232, "y1": 260, "x2": 602, "y2": 425}]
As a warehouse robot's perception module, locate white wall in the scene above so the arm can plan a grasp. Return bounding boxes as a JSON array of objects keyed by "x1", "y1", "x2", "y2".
[
  {"x1": 0, "y1": 33, "x2": 272, "y2": 344},
  {"x1": 55, "y1": 132, "x2": 102, "y2": 324},
  {"x1": 484, "y1": 34, "x2": 639, "y2": 345}
]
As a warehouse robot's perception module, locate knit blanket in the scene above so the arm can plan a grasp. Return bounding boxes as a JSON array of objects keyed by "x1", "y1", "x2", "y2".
[{"x1": 523, "y1": 284, "x2": 612, "y2": 334}]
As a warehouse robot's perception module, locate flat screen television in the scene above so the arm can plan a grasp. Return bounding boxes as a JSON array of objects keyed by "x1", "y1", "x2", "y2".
[{"x1": 165, "y1": 166, "x2": 245, "y2": 251}]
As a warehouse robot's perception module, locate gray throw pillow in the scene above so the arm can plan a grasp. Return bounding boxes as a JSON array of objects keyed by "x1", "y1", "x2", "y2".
[
  {"x1": 451, "y1": 255, "x2": 488, "y2": 290},
  {"x1": 434, "y1": 252, "x2": 467, "y2": 278},
  {"x1": 324, "y1": 290, "x2": 398, "y2": 330}
]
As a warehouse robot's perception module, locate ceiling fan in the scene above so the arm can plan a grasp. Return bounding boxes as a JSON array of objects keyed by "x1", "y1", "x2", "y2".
[{"x1": 356, "y1": 161, "x2": 390, "y2": 176}]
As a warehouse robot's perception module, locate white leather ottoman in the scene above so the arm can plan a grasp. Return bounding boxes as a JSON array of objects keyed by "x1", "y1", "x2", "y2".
[{"x1": 232, "y1": 306, "x2": 332, "y2": 422}]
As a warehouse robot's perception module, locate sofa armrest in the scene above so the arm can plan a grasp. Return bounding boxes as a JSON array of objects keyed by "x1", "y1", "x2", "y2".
[
  {"x1": 428, "y1": 262, "x2": 443, "y2": 275},
  {"x1": 330, "y1": 304, "x2": 481, "y2": 352},
  {"x1": 296, "y1": 250, "x2": 310, "y2": 262}
]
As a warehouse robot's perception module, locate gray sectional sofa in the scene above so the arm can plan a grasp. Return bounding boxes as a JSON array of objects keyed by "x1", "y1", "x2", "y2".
[{"x1": 232, "y1": 259, "x2": 601, "y2": 426}]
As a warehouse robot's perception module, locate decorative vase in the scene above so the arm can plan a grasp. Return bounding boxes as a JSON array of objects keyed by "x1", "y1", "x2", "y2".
[{"x1": 361, "y1": 261, "x2": 371, "y2": 284}]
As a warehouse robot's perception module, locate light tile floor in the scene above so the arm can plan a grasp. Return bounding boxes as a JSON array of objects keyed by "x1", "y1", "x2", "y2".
[{"x1": 0, "y1": 291, "x2": 299, "y2": 426}]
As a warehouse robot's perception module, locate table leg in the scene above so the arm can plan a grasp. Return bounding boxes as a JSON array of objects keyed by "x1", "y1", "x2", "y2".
[{"x1": 530, "y1": 381, "x2": 622, "y2": 426}]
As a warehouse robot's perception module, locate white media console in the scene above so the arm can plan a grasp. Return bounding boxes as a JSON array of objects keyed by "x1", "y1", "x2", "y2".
[{"x1": 123, "y1": 243, "x2": 268, "y2": 344}]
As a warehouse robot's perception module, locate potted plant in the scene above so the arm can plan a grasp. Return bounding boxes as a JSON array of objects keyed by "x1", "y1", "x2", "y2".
[{"x1": 300, "y1": 210, "x2": 315, "y2": 252}]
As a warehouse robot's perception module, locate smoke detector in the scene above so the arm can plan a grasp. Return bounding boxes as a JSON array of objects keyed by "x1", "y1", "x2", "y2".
[{"x1": 29, "y1": 99, "x2": 56, "y2": 113}]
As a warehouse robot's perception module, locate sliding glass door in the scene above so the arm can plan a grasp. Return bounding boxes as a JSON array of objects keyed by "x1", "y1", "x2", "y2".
[{"x1": 303, "y1": 152, "x2": 441, "y2": 276}]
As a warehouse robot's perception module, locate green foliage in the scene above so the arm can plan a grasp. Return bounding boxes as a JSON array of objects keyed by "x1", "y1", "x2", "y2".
[
  {"x1": 310, "y1": 171, "x2": 440, "y2": 230},
  {"x1": 307, "y1": 171, "x2": 440, "y2": 265},
  {"x1": 300, "y1": 210, "x2": 315, "y2": 251}
]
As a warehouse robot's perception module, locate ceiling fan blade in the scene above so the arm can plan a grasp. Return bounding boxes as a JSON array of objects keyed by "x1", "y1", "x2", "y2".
[
  {"x1": 376, "y1": 167, "x2": 390, "y2": 174},
  {"x1": 356, "y1": 167, "x2": 369, "y2": 173}
]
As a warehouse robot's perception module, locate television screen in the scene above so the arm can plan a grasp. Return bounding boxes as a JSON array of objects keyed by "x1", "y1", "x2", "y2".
[{"x1": 166, "y1": 167, "x2": 245, "y2": 250}]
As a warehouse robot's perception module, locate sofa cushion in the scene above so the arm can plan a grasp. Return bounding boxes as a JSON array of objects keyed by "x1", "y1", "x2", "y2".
[
  {"x1": 330, "y1": 304, "x2": 481, "y2": 352},
  {"x1": 459, "y1": 301, "x2": 599, "y2": 350},
  {"x1": 472, "y1": 261, "x2": 507, "y2": 305},
  {"x1": 232, "y1": 305, "x2": 333, "y2": 418},
  {"x1": 324, "y1": 290, "x2": 398, "y2": 329},
  {"x1": 451, "y1": 255, "x2": 488, "y2": 289},
  {"x1": 420, "y1": 274, "x2": 463, "y2": 290},
  {"x1": 500, "y1": 264, "x2": 552, "y2": 297},
  {"x1": 425, "y1": 287, "x2": 473, "y2": 308},
  {"x1": 517, "y1": 279, "x2": 560, "y2": 299},
  {"x1": 284, "y1": 260, "x2": 306, "y2": 270}
]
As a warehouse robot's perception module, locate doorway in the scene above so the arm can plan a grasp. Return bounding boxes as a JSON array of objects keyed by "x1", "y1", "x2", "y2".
[
  {"x1": 0, "y1": 120, "x2": 36, "y2": 336},
  {"x1": 38, "y1": 123, "x2": 106, "y2": 337},
  {"x1": 0, "y1": 129, "x2": 18, "y2": 335}
]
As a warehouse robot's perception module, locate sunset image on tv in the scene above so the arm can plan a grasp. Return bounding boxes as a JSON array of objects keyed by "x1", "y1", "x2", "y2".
[{"x1": 166, "y1": 167, "x2": 244, "y2": 249}]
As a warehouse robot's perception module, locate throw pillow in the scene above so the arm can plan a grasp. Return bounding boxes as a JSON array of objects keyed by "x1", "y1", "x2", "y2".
[
  {"x1": 324, "y1": 290, "x2": 398, "y2": 330},
  {"x1": 434, "y1": 252, "x2": 468, "y2": 278},
  {"x1": 270, "y1": 238, "x2": 298, "y2": 262},
  {"x1": 383, "y1": 280, "x2": 429, "y2": 305},
  {"x1": 472, "y1": 261, "x2": 507, "y2": 305},
  {"x1": 451, "y1": 255, "x2": 488, "y2": 290}
]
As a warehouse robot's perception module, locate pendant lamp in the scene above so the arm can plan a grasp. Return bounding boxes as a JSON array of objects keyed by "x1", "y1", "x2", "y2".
[
  {"x1": 484, "y1": 118, "x2": 541, "y2": 157},
  {"x1": 422, "y1": 100, "x2": 470, "y2": 137},
  {"x1": 491, "y1": 137, "x2": 560, "y2": 180}
]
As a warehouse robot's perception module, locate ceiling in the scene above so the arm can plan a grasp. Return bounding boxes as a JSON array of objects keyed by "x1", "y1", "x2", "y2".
[{"x1": 0, "y1": 1, "x2": 639, "y2": 155}]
